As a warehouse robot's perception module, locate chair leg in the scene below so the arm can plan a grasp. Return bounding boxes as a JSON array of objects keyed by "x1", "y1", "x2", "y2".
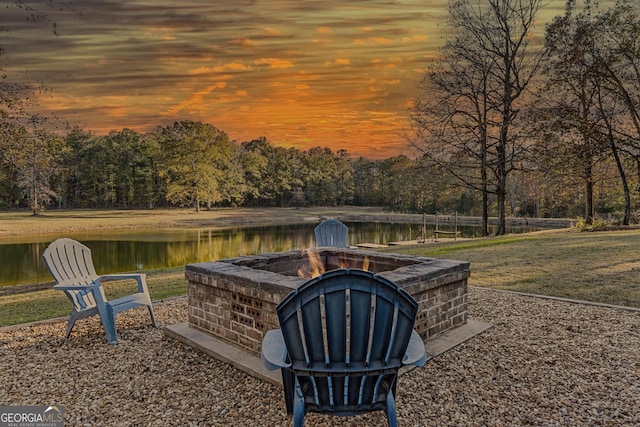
[
  {"x1": 65, "y1": 312, "x2": 78, "y2": 339},
  {"x1": 147, "y1": 304, "x2": 158, "y2": 328},
  {"x1": 292, "y1": 386, "x2": 305, "y2": 427},
  {"x1": 99, "y1": 304, "x2": 119, "y2": 344},
  {"x1": 281, "y1": 368, "x2": 295, "y2": 414},
  {"x1": 386, "y1": 390, "x2": 398, "y2": 427}
]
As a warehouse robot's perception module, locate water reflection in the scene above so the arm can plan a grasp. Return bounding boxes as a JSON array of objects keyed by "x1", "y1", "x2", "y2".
[{"x1": 0, "y1": 222, "x2": 531, "y2": 286}]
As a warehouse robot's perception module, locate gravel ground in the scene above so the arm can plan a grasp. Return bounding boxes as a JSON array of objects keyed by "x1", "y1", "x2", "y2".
[{"x1": 1, "y1": 288, "x2": 638, "y2": 427}]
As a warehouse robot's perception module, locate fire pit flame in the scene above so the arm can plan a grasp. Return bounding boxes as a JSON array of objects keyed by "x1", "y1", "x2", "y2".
[
  {"x1": 297, "y1": 249, "x2": 326, "y2": 278},
  {"x1": 296, "y1": 249, "x2": 370, "y2": 279},
  {"x1": 361, "y1": 256, "x2": 370, "y2": 272}
]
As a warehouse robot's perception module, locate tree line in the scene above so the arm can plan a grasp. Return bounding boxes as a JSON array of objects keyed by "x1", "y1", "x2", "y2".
[
  {"x1": 1, "y1": 0, "x2": 639, "y2": 236},
  {"x1": 0, "y1": 118, "x2": 623, "y2": 220},
  {"x1": 412, "y1": 0, "x2": 640, "y2": 234},
  {"x1": 0, "y1": 119, "x2": 418, "y2": 212}
]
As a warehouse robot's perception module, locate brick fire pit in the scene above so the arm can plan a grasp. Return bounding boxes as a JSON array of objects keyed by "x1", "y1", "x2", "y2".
[{"x1": 183, "y1": 248, "x2": 470, "y2": 357}]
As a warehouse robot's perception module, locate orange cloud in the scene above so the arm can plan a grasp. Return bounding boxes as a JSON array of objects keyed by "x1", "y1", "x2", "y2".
[
  {"x1": 368, "y1": 37, "x2": 393, "y2": 44},
  {"x1": 9, "y1": 0, "x2": 477, "y2": 158},
  {"x1": 213, "y1": 63, "x2": 251, "y2": 72},
  {"x1": 264, "y1": 27, "x2": 283, "y2": 36},
  {"x1": 166, "y1": 82, "x2": 227, "y2": 115},
  {"x1": 254, "y1": 58, "x2": 294, "y2": 69},
  {"x1": 188, "y1": 66, "x2": 213, "y2": 75},
  {"x1": 354, "y1": 37, "x2": 393, "y2": 45},
  {"x1": 235, "y1": 38, "x2": 256, "y2": 47}
]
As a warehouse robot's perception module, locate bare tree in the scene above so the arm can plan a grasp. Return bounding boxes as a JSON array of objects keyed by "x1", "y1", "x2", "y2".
[
  {"x1": 540, "y1": 0, "x2": 640, "y2": 225},
  {"x1": 538, "y1": 1, "x2": 611, "y2": 224},
  {"x1": 412, "y1": 0, "x2": 547, "y2": 235},
  {"x1": 595, "y1": 0, "x2": 640, "y2": 223}
]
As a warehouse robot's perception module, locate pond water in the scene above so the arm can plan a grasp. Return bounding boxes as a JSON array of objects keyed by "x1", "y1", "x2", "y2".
[{"x1": 0, "y1": 221, "x2": 533, "y2": 287}]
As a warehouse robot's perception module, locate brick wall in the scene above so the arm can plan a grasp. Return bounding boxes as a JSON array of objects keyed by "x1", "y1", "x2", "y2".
[
  {"x1": 185, "y1": 253, "x2": 470, "y2": 357},
  {"x1": 186, "y1": 268, "x2": 291, "y2": 356},
  {"x1": 408, "y1": 271, "x2": 468, "y2": 339}
]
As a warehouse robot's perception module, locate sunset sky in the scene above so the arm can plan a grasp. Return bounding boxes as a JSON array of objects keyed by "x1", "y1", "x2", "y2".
[{"x1": 3, "y1": 0, "x2": 573, "y2": 158}]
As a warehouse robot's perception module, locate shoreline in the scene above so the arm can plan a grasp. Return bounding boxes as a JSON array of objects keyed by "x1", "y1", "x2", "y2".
[
  {"x1": 0, "y1": 206, "x2": 385, "y2": 237},
  {"x1": 0, "y1": 206, "x2": 576, "y2": 237}
]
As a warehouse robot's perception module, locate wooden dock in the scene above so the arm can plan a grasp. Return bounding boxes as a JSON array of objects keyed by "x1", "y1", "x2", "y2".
[
  {"x1": 385, "y1": 236, "x2": 471, "y2": 246},
  {"x1": 433, "y1": 230, "x2": 461, "y2": 239},
  {"x1": 388, "y1": 240, "x2": 427, "y2": 246},
  {"x1": 355, "y1": 243, "x2": 389, "y2": 249}
]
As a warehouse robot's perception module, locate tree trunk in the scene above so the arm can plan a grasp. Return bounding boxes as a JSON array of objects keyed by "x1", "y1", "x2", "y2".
[
  {"x1": 609, "y1": 133, "x2": 631, "y2": 225},
  {"x1": 482, "y1": 182, "x2": 489, "y2": 236},
  {"x1": 497, "y1": 129, "x2": 508, "y2": 235},
  {"x1": 585, "y1": 176, "x2": 594, "y2": 225},
  {"x1": 635, "y1": 157, "x2": 640, "y2": 202},
  {"x1": 497, "y1": 185, "x2": 507, "y2": 235},
  {"x1": 481, "y1": 130, "x2": 489, "y2": 236}
]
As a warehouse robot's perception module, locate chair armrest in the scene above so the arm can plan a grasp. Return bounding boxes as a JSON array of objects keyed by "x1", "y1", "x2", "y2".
[
  {"x1": 53, "y1": 283, "x2": 101, "y2": 292},
  {"x1": 98, "y1": 273, "x2": 145, "y2": 281},
  {"x1": 98, "y1": 274, "x2": 148, "y2": 294},
  {"x1": 403, "y1": 329, "x2": 428, "y2": 367},
  {"x1": 261, "y1": 329, "x2": 291, "y2": 370}
]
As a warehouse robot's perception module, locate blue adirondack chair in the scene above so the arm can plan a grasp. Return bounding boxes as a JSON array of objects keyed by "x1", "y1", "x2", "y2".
[
  {"x1": 262, "y1": 268, "x2": 427, "y2": 426},
  {"x1": 314, "y1": 219, "x2": 349, "y2": 247},
  {"x1": 42, "y1": 238, "x2": 157, "y2": 344}
]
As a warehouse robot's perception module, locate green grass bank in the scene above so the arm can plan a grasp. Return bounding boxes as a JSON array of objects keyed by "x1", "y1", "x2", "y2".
[{"x1": 383, "y1": 229, "x2": 640, "y2": 308}]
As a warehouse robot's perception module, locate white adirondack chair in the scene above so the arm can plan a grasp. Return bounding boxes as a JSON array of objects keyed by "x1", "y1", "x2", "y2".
[
  {"x1": 314, "y1": 219, "x2": 349, "y2": 247},
  {"x1": 42, "y1": 238, "x2": 157, "y2": 344}
]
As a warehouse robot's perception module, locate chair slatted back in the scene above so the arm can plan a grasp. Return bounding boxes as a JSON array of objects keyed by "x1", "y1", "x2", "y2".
[
  {"x1": 42, "y1": 238, "x2": 103, "y2": 311},
  {"x1": 276, "y1": 268, "x2": 418, "y2": 415},
  {"x1": 314, "y1": 219, "x2": 348, "y2": 247}
]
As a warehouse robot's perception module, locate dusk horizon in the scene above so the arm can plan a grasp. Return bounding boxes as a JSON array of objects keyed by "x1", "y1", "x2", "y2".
[{"x1": 4, "y1": 0, "x2": 571, "y2": 159}]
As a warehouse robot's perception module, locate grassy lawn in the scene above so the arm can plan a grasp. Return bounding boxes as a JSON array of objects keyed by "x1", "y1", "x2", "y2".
[
  {"x1": 1, "y1": 212, "x2": 639, "y2": 327},
  {"x1": 0, "y1": 268, "x2": 187, "y2": 327},
  {"x1": 0, "y1": 206, "x2": 390, "y2": 236},
  {"x1": 384, "y1": 229, "x2": 640, "y2": 308}
]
